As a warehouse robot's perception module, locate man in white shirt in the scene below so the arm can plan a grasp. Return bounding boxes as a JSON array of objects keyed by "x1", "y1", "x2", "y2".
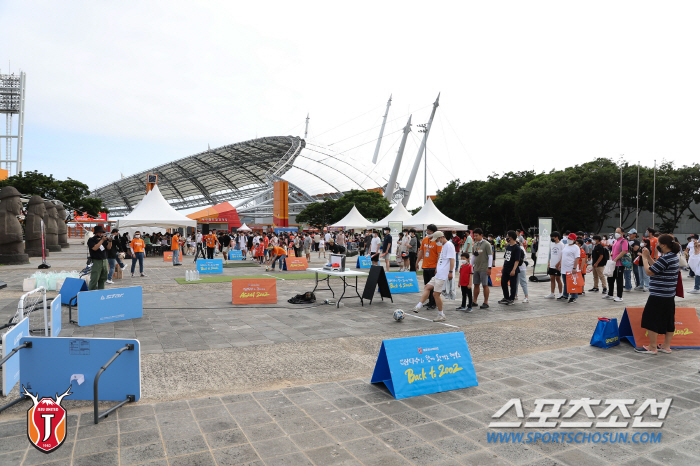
[
  {"x1": 560, "y1": 233, "x2": 581, "y2": 303},
  {"x1": 413, "y1": 231, "x2": 455, "y2": 322},
  {"x1": 370, "y1": 231, "x2": 381, "y2": 265},
  {"x1": 325, "y1": 232, "x2": 332, "y2": 243},
  {"x1": 544, "y1": 232, "x2": 564, "y2": 299}
]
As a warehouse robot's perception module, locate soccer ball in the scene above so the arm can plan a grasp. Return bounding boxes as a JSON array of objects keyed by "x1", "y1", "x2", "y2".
[{"x1": 393, "y1": 309, "x2": 405, "y2": 322}]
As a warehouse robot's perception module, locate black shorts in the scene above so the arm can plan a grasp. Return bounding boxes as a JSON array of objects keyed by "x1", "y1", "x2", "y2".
[
  {"x1": 641, "y1": 295, "x2": 676, "y2": 335},
  {"x1": 547, "y1": 268, "x2": 561, "y2": 276}
]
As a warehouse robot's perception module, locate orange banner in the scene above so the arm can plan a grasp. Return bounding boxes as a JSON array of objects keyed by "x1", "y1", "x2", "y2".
[
  {"x1": 232, "y1": 279, "x2": 277, "y2": 304},
  {"x1": 285, "y1": 257, "x2": 309, "y2": 271},
  {"x1": 623, "y1": 307, "x2": 700, "y2": 348},
  {"x1": 490, "y1": 267, "x2": 502, "y2": 287},
  {"x1": 163, "y1": 251, "x2": 173, "y2": 261}
]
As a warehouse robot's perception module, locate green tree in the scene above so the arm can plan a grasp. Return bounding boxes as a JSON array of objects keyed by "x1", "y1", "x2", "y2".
[
  {"x1": 295, "y1": 200, "x2": 336, "y2": 230},
  {"x1": 647, "y1": 162, "x2": 700, "y2": 232},
  {"x1": 330, "y1": 190, "x2": 391, "y2": 224},
  {"x1": 0, "y1": 170, "x2": 107, "y2": 216}
]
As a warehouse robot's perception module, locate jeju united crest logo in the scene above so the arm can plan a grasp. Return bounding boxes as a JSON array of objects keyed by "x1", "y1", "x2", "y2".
[{"x1": 22, "y1": 385, "x2": 72, "y2": 453}]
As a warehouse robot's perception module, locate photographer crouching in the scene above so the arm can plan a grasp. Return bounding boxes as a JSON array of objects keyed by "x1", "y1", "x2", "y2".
[{"x1": 87, "y1": 225, "x2": 111, "y2": 290}]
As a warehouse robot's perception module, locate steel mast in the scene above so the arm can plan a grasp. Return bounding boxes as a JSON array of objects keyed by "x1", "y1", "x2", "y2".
[
  {"x1": 384, "y1": 115, "x2": 412, "y2": 202},
  {"x1": 304, "y1": 113, "x2": 309, "y2": 139},
  {"x1": 372, "y1": 94, "x2": 392, "y2": 164},
  {"x1": 403, "y1": 93, "x2": 439, "y2": 206}
]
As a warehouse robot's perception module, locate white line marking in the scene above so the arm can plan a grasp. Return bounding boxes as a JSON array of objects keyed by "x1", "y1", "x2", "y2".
[
  {"x1": 406, "y1": 313, "x2": 459, "y2": 328},
  {"x1": 264, "y1": 274, "x2": 284, "y2": 280}
]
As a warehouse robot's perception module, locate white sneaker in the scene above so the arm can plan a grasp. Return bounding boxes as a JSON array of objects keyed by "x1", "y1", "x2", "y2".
[
  {"x1": 602, "y1": 295, "x2": 612, "y2": 300},
  {"x1": 614, "y1": 297, "x2": 623, "y2": 302},
  {"x1": 544, "y1": 293, "x2": 556, "y2": 299},
  {"x1": 523, "y1": 297, "x2": 529, "y2": 303},
  {"x1": 106, "y1": 279, "x2": 114, "y2": 284},
  {"x1": 433, "y1": 315, "x2": 446, "y2": 322},
  {"x1": 688, "y1": 289, "x2": 700, "y2": 294}
]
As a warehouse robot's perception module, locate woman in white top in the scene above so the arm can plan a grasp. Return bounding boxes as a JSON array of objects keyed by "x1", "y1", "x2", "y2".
[{"x1": 319, "y1": 238, "x2": 326, "y2": 258}]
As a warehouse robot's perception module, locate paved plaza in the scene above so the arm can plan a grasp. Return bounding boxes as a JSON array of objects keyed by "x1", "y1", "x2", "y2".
[{"x1": 1, "y1": 241, "x2": 699, "y2": 465}]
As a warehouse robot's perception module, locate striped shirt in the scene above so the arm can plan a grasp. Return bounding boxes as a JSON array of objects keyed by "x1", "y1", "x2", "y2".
[{"x1": 649, "y1": 252, "x2": 679, "y2": 297}]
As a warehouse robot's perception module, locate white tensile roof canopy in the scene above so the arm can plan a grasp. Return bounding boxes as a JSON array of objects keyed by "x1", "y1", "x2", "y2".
[
  {"x1": 238, "y1": 223, "x2": 252, "y2": 231},
  {"x1": 371, "y1": 202, "x2": 413, "y2": 228},
  {"x1": 330, "y1": 205, "x2": 371, "y2": 229},
  {"x1": 116, "y1": 185, "x2": 197, "y2": 229},
  {"x1": 406, "y1": 198, "x2": 469, "y2": 230}
]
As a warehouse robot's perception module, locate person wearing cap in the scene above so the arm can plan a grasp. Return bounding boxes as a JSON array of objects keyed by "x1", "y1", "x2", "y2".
[
  {"x1": 413, "y1": 231, "x2": 455, "y2": 321},
  {"x1": 87, "y1": 225, "x2": 111, "y2": 290},
  {"x1": 380, "y1": 226, "x2": 393, "y2": 271},
  {"x1": 106, "y1": 228, "x2": 126, "y2": 284},
  {"x1": 560, "y1": 232, "x2": 581, "y2": 303}
]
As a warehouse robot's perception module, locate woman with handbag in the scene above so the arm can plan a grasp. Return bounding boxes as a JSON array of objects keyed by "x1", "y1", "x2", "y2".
[
  {"x1": 603, "y1": 227, "x2": 629, "y2": 302},
  {"x1": 635, "y1": 234, "x2": 681, "y2": 354}
]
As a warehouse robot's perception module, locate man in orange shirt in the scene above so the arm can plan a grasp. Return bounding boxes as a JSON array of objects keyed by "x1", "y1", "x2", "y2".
[
  {"x1": 647, "y1": 228, "x2": 658, "y2": 259},
  {"x1": 205, "y1": 230, "x2": 219, "y2": 259},
  {"x1": 130, "y1": 230, "x2": 146, "y2": 277},
  {"x1": 415, "y1": 224, "x2": 441, "y2": 309},
  {"x1": 268, "y1": 245, "x2": 287, "y2": 271},
  {"x1": 171, "y1": 232, "x2": 182, "y2": 266}
]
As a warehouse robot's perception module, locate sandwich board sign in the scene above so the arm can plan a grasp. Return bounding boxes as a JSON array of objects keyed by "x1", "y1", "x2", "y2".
[
  {"x1": 232, "y1": 278, "x2": 277, "y2": 304},
  {"x1": 197, "y1": 259, "x2": 223, "y2": 274},
  {"x1": 386, "y1": 272, "x2": 420, "y2": 293},
  {"x1": 1, "y1": 317, "x2": 29, "y2": 395},
  {"x1": 59, "y1": 277, "x2": 88, "y2": 305},
  {"x1": 51, "y1": 295, "x2": 62, "y2": 337},
  {"x1": 371, "y1": 332, "x2": 477, "y2": 399},
  {"x1": 77, "y1": 286, "x2": 143, "y2": 326},
  {"x1": 228, "y1": 250, "x2": 244, "y2": 260},
  {"x1": 356, "y1": 256, "x2": 372, "y2": 269},
  {"x1": 619, "y1": 307, "x2": 700, "y2": 348},
  {"x1": 284, "y1": 257, "x2": 308, "y2": 271}
]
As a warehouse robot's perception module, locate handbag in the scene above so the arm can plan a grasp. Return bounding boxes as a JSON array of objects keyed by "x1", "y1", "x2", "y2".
[
  {"x1": 603, "y1": 259, "x2": 616, "y2": 277},
  {"x1": 679, "y1": 255, "x2": 688, "y2": 268},
  {"x1": 621, "y1": 252, "x2": 633, "y2": 271},
  {"x1": 566, "y1": 272, "x2": 584, "y2": 294},
  {"x1": 676, "y1": 271, "x2": 684, "y2": 298},
  {"x1": 590, "y1": 317, "x2": 620, "y2": 349}
]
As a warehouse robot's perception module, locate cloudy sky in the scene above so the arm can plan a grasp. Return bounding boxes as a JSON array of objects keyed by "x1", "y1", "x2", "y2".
[{"x1": 3, "y1": 1, "x2": 700, "y2": 209}]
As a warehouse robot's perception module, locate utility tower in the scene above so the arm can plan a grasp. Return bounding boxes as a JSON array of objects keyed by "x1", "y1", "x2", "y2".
[{"x1": 0, "y1": 71, "x2": 26, "y2": 176}]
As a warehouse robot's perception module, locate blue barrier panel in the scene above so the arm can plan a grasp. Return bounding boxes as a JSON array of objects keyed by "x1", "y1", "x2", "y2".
[
  {"x1": 371, "y1": 332, "x2": 477, "y2": 399},
  {"x1": 386, "y1": 272, "x2": 420, "y2": 293},
  {"x1": 197, "y1": 259, "x2": 223, "y2": 274},
  {"x1": 59, "y1": 278, "x2": 87, "y2": 305},
  {"x1": 51, "y1": 295, "x2": 62, "y2": 337},
  {"x1": 20, "y1": 337, "x2": 140, "y2": 401},
  {"x1": 1, "y1": 317, "x2": 29, "y2": 395},
  {"x1": 356, "y1": 256, "x2": 372, "y2": 269},
  {"x1": 77, "y1": 287, "x2": 143, "y2": 327},
  {"x1": 228, "y1": 250, "x2": 244, "y2": 260}
]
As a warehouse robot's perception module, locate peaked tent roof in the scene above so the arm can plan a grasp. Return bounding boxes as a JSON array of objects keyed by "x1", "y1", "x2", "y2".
[
  {"x1": 371, "y1": 202, "x2": 414, "y2": 228},
  {"x1": 405, "y1": 198, "x2": 469, "y2": 230},
  {"x1": 116, "y1": 185, "x2": 197, "y2": 229},
  {"x1": 330, "y1": 205, "x2": 371, "y2": 229},
  {"x1": 238, "y1": 223, "x2": 252, "y2": 231}
]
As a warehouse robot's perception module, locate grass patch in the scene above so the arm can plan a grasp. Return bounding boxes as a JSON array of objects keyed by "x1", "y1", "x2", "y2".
[{"x1": 223, "y1": 262, "x2": 261, "y2": 268}]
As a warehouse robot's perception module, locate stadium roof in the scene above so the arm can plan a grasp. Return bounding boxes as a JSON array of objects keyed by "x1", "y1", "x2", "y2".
[{"x1": 92, "y1": 136, "x2": 304, "y2": 217}]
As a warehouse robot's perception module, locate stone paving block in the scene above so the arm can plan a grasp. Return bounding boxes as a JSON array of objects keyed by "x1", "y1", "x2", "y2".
[
  {"x1": 74, "y1": 433, "x2": 119, "y2": 457},
  {"x1": 157, "y1": 408, "x2": 196, "y2": 426},
  {"x1": 120, "y1": 441, "x2": 166, "y2": 465},
  {"x1": 164, "y1": 433, "x2": 209, "y2": 457},
  {"x1": 213, "y1": 443, "x2": 261, "y2": 465},
  {"x1": 192, "y1": 405, "x2": 229, "y2": 421},
  {"x1": 264, "y1": 452, "x2": 314, "y2": 466},
  {"x1": 72, "y1": 450, "x2": 120, "y2": 466},
  {"x1": 0, "y1": 433, "x2": 27, "y2": 453},
  {"x1": 242, "y1": 422, "x2": 286, "y2": 442},
  {"x1": 412, "y1": 421, "x2": 458, "y2": 442},
  {"x1": 120, "y1": 427, "x2": 162, "y2": 448},
  {"x1": 291, "y1": 429, "x2": 336, "y2": 450},
  {"x1": 553, "y1": 448, "x2": 610, "y2": 466},
  {"x1": 343, "y1": 405, "x2": 383, "y2": 423},
  {"x1": 232, "y1": 410, "x2": 274, "y2": 427},
  {"x1": 205, "y1": 428, "x2": 249, "y2": 449},
  {"x1": 168, "y1": 451, "x2": 217, "y2": 466},
  {"x1": 361, "y1": 417, "x2": 402, "y2": 434},
  {"x1": 198, "y1": 415, "x2": 239, "y2": 433},
  {"x1": 277, "y1": 416, "x2": 322, "y2": 435},
  {"x1": 458, "y1": 449, "x2": 515, "y2": 466},
  {"x1": 253, "y1": 436, "x2": 300, "y2": 458},
  {"x1": 390, "y1": 409, "x2": 434, "y2": 428},
  {"x1": 154, "y1": 399, "x2": 190, "y2": 413},
  {"x1": 119, "y1": 414, "x2": 158, "y2": 432},
  {"x1": 344, "y1": 435, "x2": 395, "y2": 457},
  {"x1": 75, "y1": 420, "x2": 118, "y2": 440},
  {"x1": 399, "y1": 442, "x2": 451, "y2": 464},
  {"x1": 304, "y1": 444, "x2": 357, "y2": 465}
]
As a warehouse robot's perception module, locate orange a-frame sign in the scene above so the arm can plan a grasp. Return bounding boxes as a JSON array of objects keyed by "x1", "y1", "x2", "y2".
[
  {"x1": 619, "y1": 307, "x2": 700, "y2": 349},
  {"x1": 232, "y1": 278, "x2": 277, "y2": 305}
]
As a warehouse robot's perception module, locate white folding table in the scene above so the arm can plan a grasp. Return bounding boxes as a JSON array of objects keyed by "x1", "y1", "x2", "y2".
[{"x1": 306, "y1": 268, "x2": 368, "y2": 308}]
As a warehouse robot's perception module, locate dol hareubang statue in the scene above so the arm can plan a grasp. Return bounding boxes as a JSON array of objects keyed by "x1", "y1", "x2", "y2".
[
  {"x1": 25, "y1": 195, "x2": 49, "y2": 258},
  {"x1": 55, "y1": 201, "x2": 70, "y2": 248},
  {"x1": 0, "y1": 186, "x2": 29, "y2": 264},
  {"x1": 43, "y1": 200, "x2": 62, "y2": 252}
]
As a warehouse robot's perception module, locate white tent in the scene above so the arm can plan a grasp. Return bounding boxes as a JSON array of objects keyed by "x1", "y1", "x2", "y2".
[
  {"x1": 371, "y1": 202, "x2": 414, "y2": 228},
  {"x1": 116, "y1": 185, "x2": 197, "y2": 230},
  {"x1": 329, "y1": 205, "x2": 372, "y2": 229},
  {"x1": 406, "y1": 198, "x2": 469, "y2": 230},
  {"x1": 238, "y1": 223, "x2": 252, "y2": 232}
]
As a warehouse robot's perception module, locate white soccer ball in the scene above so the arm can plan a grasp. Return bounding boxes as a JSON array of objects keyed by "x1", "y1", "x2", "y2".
[{"x1": 393, "y1": 309, "x2": 405, "y2": 322}]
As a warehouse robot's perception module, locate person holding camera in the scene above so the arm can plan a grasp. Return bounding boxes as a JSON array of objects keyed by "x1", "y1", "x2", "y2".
[
  {"x1": 87, "y1": 225, "x2": 111, "y2": 290},
  {"x1": 106, "y1": 228, "x2": 127, "y2": 284}
]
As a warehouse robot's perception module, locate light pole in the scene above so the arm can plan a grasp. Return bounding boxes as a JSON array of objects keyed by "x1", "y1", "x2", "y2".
[{"x1": 418, "y1": 123, "x2": 428, "y2": 203}]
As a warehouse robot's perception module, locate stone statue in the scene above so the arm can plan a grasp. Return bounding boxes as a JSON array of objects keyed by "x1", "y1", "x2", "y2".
[
  {"x1": 0, "y1": 186, "x2": 29, "y2": 264},
  {"x1": 44, "y1": 200, "x2": 62, "y2": 252},
  {"x1": 25, "y1": 195, "x2": 49, "y2": 257},
  {"x1": 55, "y1": 201, "x2": 70, "y2": 248}
]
